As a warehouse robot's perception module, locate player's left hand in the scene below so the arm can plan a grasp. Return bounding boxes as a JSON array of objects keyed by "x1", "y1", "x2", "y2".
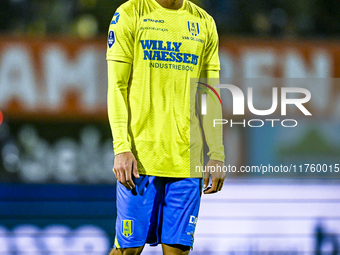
[{"x1": 203, "y1": 159, "x2": 226, "y2": 194}]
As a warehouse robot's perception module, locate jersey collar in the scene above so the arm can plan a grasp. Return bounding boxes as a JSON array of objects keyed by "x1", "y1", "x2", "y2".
[{"x1": 149, "y1": 0, "x2": 187, "y2": 12}]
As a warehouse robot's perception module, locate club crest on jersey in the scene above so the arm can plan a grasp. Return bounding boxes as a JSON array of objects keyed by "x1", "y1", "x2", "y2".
[
  {"x1": 108, "y1": 31, "x2": 115, "y2": 48},
  {"x1": 122, "y1": 220, "x2": 134, "y2": 237},
  {"x1": 111, "y1": 12, "x2": 120, "y2": 25},
  {"x1": 188, "y1": 21, "x2": 200, "y2": 36}
]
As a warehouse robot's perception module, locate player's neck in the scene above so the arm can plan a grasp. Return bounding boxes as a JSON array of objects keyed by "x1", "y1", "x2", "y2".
[{"x1": 155, "y1": 0, "x2": 184, "y2": 10}]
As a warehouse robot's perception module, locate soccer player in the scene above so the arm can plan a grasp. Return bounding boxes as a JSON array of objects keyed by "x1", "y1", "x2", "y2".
[{"x1": 107, "y1": 0, "x2": 225, "y2": 254}]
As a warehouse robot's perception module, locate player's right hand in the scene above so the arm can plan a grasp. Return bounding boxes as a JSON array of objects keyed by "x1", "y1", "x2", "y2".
[
  {"x1": 113, "y1": 152, "x2": 140, "y2": 190},
  {"x1": 203, "y1": 159, "x2": 226, "y2": 194}
]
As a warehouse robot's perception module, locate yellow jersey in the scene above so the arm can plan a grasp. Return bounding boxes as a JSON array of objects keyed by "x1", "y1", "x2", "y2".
[{"x1": 107, "y1": 0, "x2": 224, "y2": 178}]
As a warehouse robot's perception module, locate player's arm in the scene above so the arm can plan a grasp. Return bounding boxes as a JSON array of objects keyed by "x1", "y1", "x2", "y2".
[
  {"x1": 107, "y1": 60, "x2": 139, "y2": 190},
  {"x1": 106, "y1": 7, "x2": 138, "y2": 190},
  {"x1": 199, "y1": 17, "x2": 226, "y2": 194},
  {"x1": 199, "y1": 70, "x2": 225, "y2": 194}
]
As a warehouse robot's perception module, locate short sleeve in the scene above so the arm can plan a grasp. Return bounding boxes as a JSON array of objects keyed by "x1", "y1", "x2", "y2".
[
  {"x1": 106, "y1": 7, "x2": 135, "y2": 63},
  {"x1": 202, "y1": 17, "x2": 220, "y2": 71}
]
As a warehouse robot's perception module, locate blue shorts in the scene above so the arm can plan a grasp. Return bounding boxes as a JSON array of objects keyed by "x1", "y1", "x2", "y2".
[{"x1": 114, "y1": 176, "x2": 203, "y2": 249}]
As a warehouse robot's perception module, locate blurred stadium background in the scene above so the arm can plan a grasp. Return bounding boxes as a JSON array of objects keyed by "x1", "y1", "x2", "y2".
[{"x1": 0, "y1": 0, "x2": 340, "y2": 254}]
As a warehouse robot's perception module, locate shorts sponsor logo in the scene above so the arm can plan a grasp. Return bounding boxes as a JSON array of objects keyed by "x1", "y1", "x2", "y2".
[
  {"x1": 122, "y1": 220, "x2": 134, "y2": 237},
  {"x1": 189, "y1": 215, "x2": 197, "y2": 225},
  {"x1": 108, "y1": 31, "x2": 115, "y2": 48},
  {"x1": 188, "y1": 21, "x2": 200, "y2": 36},
  {"x1": 111, "y1": 13, "x2": 120, "y2": 25}
]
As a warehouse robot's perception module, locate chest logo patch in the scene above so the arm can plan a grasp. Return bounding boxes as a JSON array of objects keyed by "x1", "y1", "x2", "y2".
[{"x1": 188, "y1": 21, "x2": 200, "y2": 36}]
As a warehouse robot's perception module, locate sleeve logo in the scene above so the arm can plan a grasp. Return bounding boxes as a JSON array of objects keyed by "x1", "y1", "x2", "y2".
[
  {"x1": 111, "y1": 12, "x2": 120, "y2": 25},
  {"x1": 188, "y1": 21, "x2": 200, "y2": 36},
  {"x1": 122, "y1": 220, "x2": 134, "y2": 237},
  {"x1": 108, "y1": 31, "x2": 115, "y2": 48}
]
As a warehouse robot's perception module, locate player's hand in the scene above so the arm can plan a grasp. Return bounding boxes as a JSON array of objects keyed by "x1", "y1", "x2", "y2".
[
  {"x1": 203, "y1": 159, "x2": 226, "y2": 194},
  {"x1": 113, "y1": 152, "x2": 140, "y2": 190}
]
